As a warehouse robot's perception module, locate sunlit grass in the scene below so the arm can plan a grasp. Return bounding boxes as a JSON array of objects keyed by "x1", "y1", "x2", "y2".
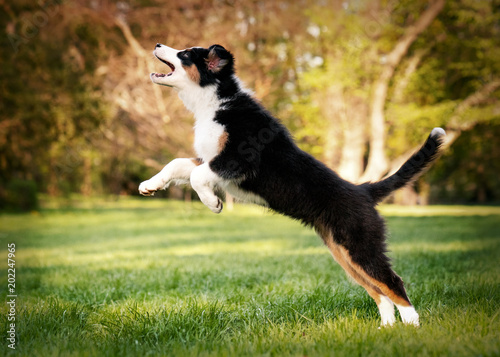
[
  {"x1": 379, "y1": 204, "x2": 500, "y2": 216},
  {"x1": 0, "y1": 198, "x2": 499, "y2": 356}
]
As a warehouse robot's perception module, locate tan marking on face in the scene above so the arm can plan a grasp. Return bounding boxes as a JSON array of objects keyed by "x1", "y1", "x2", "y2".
[
  {"x1": 184, "y1": 64, "x2": 200, "y2": 84},
  {"x1": 218, "y1": 131, "x2": 229, "y2": 153}
]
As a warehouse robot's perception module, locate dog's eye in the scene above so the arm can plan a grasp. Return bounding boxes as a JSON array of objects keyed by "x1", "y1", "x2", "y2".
[{"x1": 181, "y1": 52, "x2": 190, "y2": 58}]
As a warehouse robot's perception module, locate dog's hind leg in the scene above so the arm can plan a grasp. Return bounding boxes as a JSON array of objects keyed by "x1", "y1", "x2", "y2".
[
  {"x1": 323, "y1": 238, "x2": 396, "y2": 326},
  {"x1": 319, "y1": 224, "x2": 420, "y2": 327},
  {"x1": 190, "y1": 163, "x2": 224, "y2": 214},
  {"x1": 334, "y1": 240, "x2": 419, "y2": 326},
  {"x1": 344, "y1": 253, "x2": 420, "y2": 327},
  {"x1": 139, "y1": 158, "x2": 202, "y2": 196},
  {"x1": 371, "y1": 271, "x2": 419, "y2": 327}
]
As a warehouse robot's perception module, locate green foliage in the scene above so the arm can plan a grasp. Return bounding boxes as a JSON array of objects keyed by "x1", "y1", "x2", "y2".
[
  {"x1": 385, "y1": 101, "x2": 454, "y2": 156},
  {"x1": 0, "y1": 2, "x2": 122, "y2": 194},
  {"x1": 287, "y1": 96, "x2": 327, "y2": 157},
  {"x1": 404, "y1": 56, "x2": 449, "y2": 105},
  {"x1": 429, "y1": 123, "x2": 500, "y2": 204},
  {"x1": 0, "y1": 200, "x2": 499, "y2": 356}
]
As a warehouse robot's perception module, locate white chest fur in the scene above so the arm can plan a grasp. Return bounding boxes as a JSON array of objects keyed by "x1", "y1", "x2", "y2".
[
  {"x1": 177, "y1": 83, "x2": 226, "y2": 162},
  {"x1": 194, "y1": 119, "x2": 225, "y2": 162}
]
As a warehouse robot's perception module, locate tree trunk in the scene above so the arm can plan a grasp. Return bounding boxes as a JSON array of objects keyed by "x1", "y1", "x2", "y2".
[
  {"x1": 361, "y1": 0, "x2": 446, "y2": 182},
  {"x1": 47, "y1": 156, "x2": 59, "y2": 196},
  {"x1": 81, "y1": 154, "x2": 92, "y2": 196},
  {"x1": 323, "y1": 86, "x2": 345, "y2": 170},
  {"x1": 337, "y1": 96, "x2": 367, "y2": 182}
]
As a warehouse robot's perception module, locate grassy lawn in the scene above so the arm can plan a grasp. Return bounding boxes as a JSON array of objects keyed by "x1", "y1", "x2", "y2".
[{"x1": 1, "y1": 198, "x2": 499, "y2": 356}]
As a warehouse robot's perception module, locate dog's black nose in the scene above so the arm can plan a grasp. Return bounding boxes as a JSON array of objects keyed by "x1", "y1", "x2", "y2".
[{"x1": 155, "y1": 43, "x2": 162, "y2": 48}]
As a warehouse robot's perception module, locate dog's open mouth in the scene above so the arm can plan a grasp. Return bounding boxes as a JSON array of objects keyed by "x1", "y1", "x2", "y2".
[{"x1": 153, "y1": 55, "x2": 175, "y2": 77}]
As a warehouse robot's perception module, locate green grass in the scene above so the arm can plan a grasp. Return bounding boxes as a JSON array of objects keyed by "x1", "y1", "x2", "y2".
[{"x1": 1, "y1": 198, "x2": 499, "y2": 356}]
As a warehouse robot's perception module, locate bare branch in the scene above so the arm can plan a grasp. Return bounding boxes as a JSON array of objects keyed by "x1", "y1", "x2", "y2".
[
  {"x1": 114, "y1": 17, "x2": 147, "y2": 57},
  {"x1": 445, "y1": 78, "x2": 500, "y2": 145},
  {"x1": 449, "y1": 79, "x2": 500, "y2": 129},
  {"x1": 392, "y1": 47, "x2": 432, "y2": 103}
]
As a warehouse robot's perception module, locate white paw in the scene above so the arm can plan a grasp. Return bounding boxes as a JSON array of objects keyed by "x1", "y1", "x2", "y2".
[
  {"x1": 398, "y1": 305, "x2": 420, "y2": 327},
  {"x1": 378, "y1": 296, "x2": 396, "y2": 327},
  {"x1": 380, "y1": 319, "x2": 395, "y2": 328},
  {"x1": 138, "y1": 180, "x2": 162, "y2": 196},
  {"x1": 204, "y1": 197, "x2": 223, "y2": 214}
]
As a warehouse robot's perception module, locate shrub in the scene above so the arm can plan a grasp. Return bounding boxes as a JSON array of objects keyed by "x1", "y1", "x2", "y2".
[{"x1": 4, "y1": 179, "x2": 39, "y2": 212}]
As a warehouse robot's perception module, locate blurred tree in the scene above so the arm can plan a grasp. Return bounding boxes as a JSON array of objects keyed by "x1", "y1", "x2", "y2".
[
  {"x1": 0, "y1": 0, "x2": 498, "y2": 203},
  {"x1": 1, "y1": 1, "x2": 114, "y2": 198},
  {"x1": 361, "y1": 0, "x2": 445, "y2": 182},
  {"x1": 288, "y1": 0, "x2": 498, "y2": 202},
  {"x1": 384, "y1": 0, "x2": 500, "y2": 203}
]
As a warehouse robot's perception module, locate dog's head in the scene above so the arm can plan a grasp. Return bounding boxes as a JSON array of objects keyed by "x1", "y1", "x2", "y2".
[{"x1": 151, "y1": 44, "x2": 234, "y2": 89}]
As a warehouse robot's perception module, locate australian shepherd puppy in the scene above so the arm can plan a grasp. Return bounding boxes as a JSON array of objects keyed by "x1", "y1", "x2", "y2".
[{"x1": 139, "y1": 43, "x2": 446, "y2": 327}]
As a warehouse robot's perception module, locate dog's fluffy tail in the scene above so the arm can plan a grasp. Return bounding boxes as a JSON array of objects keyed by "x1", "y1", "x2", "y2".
[{"x1": 363, "y1": 128, "x2": 446, "y2": 204}]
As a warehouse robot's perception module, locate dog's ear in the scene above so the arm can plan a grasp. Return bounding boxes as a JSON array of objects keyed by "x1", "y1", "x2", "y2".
[{"x1": 205, "y1": 44, "x2": 232, "y2": 73}]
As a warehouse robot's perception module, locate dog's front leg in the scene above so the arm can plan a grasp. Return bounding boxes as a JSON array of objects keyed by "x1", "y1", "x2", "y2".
[
  {"x1": 190, "y1": 163, "x2": 223, "y2": 214},
  {"x1": 139, "y1": 158, "x2": 202, "y2": 196}
]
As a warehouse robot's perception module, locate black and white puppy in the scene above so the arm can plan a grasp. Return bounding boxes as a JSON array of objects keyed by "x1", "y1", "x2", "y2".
[{"x1": 139, "y1": 43, "x2": 446, "y2": 327}]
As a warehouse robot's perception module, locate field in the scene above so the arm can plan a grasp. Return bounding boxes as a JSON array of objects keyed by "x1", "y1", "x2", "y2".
[{"x1": 1, "y1": 198, "x2": 499, "y2": 356}]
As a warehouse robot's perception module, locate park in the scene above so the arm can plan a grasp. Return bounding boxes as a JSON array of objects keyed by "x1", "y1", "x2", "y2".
[{"x1": 1, "y1": 0, "x2": 499, "y2": 356}]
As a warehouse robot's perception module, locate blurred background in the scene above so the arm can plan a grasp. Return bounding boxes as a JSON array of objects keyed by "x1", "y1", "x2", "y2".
[{"x1": 1, "y1": 0, "x2": 499, "y2": 211}]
